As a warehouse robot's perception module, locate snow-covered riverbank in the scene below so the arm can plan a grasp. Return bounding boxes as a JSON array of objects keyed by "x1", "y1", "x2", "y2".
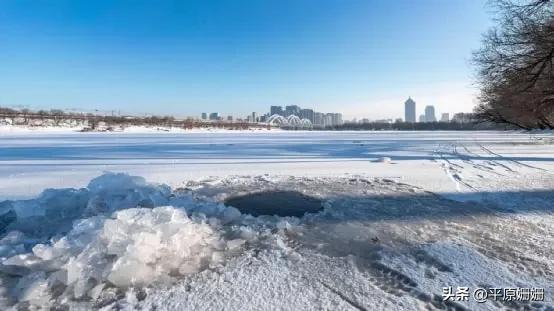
[{"x1": 0, "y1": 125, "x2": 280, "y2": 135}]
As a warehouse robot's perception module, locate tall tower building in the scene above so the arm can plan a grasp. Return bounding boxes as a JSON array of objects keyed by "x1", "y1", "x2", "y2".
[
  {"x1": 404, "y1": 97, "x2": 416, "y2": 123},
  {"x1": 425, "y1": 105, "x2": 437, "y2": 122}
]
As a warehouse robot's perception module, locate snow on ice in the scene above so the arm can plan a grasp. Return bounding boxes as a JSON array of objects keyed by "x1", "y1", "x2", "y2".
[
  {"x1": 0, "y1": 130, "x2": 553, "y2": 310},
  {"x1": 0, "y1": 173, "x2": 552, "y2": 309}
]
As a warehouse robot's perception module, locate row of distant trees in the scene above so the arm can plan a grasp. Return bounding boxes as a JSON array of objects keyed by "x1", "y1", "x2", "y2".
[
  {"x1": 0, "y1": 106, "x2": 177, "y2": 128},
  {"x1": 473, "y1": 0, "x2": 554, "y2": 129},
  {"x1": 328, "y1": 121, "x2": 508, "y2": 131},
  {"x1": 0, "y1": 107, "x2": 268, "y2": 130}
]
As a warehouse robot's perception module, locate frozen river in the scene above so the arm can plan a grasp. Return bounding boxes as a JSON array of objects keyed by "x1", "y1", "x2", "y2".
[
  {"x1": 1, "y1": 130, "x2": 553, "y2": 200},
  {"x1": 0, "y1": 129, "x2": 553, "y2": 310}
]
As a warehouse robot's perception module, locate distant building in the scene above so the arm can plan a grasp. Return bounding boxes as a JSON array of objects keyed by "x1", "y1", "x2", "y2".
[
  {"x1": 395, "y1": 118, "x2": 403, "y2": 123},
  {"x1": 270, "y1": 106, "x2": 284, "y2": 116},
  {"x1": 440, "y1": 113, "x2": 449, "y2": 122},
  {"x1": 361, "y1": 118, "x2": 370, "y2": 124},
  {"x1": 227, "y1": 115, "x2": 233, "y2": 121},
  {"x1": 300, "y1": 109, "x2": 315, "y2": 123},
  {"x1": 268, "y1": 104, "x2": 341, "y2": 127},
  {"x1": 314, "y1": 112, "x2": 324, "y2": 126},
  {"x1": 201, "y1": 113, "x2": 207, "y2": 120},
  {"x1": 325, "y1": 113, "x2": 334, "y2": 127},
  {"x1": 404, "y1": 97, "x2": 416, "y2": 123},
  {"x1": 209, "y1": 112, "x2": 219, "y2": 121},
  {"x1": 375, "y1": 119, "x2": 393, "y2": 123},
  {"x1": 251, "y1": 112, "x2": 258, "y2": 123},
  {"x1": 285, "y1": 105, "x2": 301, "y2": 117},
  {"x1": 419, "y1": 114, "x2": 426, "y2": 122},
  {"x1": 424, "y1": 105, "x2": 436, "y2": 122},
  {"x1": 331, "y1": 113, "x2": 342, "y2": 126}
]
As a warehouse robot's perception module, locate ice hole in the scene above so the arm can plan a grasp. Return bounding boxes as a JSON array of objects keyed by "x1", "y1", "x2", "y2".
[{"x1": 224, "y1": 191, "x2": 323, "y2": 217}]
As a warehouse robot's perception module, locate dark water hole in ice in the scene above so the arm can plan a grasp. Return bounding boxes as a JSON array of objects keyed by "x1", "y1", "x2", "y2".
[{"x1": 224, "y1": 190, "x2": 323, "y2": 217}]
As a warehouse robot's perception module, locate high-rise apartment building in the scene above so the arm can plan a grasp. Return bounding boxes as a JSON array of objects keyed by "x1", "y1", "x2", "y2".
[
  {"x1": 300, "y1": 109, "x2": 315, "y2": 123},
  {"x1": 404, "y1": 98, "x2": 416, "y2": 123},
  {"x1": 331, "y1": 113, "x2": 343, "y2": 126},
  {"x1": 424, "y1": 105, "x2": 436, "y2": 122},
  {"x1": 314, "y1": 112, "x2": 324, "y2": 126},
  {"x1": 285, "y1": 105, "x2": 301, "y2": 117},
  {"x1": 325, "y1": 113, "x2": 334, "y2": 127},
  {"x1": 270, "y1": 106, "x2": 284, "y2": 116}
]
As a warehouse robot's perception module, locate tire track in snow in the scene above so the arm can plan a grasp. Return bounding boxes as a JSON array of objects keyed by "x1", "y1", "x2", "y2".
[
  {"x1": 478, "y1": 143, "x2": 548, "y2": 172},
  {"x1": 434, "y1": 141, "x2": 538, "y2": 193},
  {"x1": 458, "y1": 144, "x2": 506, "y2": 177},
  {"x1": 474, "y1": 144, "x2": 519, "y2": 173}
]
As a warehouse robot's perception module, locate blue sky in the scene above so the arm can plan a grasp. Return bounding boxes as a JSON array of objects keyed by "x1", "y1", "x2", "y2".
[{"x1": 0, "y1": 0, "x2": 491, "y2": 119}]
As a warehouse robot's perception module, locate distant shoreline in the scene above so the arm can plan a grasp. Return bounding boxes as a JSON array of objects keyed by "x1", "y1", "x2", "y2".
[{"x1": 1, "y1": 124, "x2": 549, "y2": 135}]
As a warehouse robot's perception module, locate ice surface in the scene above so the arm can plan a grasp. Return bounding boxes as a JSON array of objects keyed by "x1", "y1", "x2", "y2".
[
  {"x1": 0, "y1": 173, "x2": 553, "y2": 310},
  {"x1": 375, "y1": 156, "x2": 392, "y2": 163},
  {"x1": 2, "y1": 130, "x2": 553, "y2": 201},
  {"x1": 143, "y1": 175, "x2": 554, "y2": 311},
  {"x1": 0, "y1": 130, "x2": 553, "y2": 310}
]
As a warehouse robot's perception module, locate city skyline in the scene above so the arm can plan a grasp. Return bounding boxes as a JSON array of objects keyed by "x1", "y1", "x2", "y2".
[
  {"x1": 196, "y1": 96, "x2": 456, "y2": 124},
  {"x1": 0, "y1": 1, "x2": 489, "y2": 119},
  {"x1": 2, "y1": 94, "x2": 457, "y2": 124},
  {"x1": 198, "y1": 104, "x2": 343, "y2": 127}
]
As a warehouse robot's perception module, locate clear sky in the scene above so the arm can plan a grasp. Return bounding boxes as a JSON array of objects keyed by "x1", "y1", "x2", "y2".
[{"x1": 0, "y1": 0, "x2": 491, "y2": 120}]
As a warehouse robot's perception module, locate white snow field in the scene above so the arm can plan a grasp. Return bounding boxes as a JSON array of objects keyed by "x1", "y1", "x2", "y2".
[{"x1": 0, "y1": 130, "x2": 553, "y2": 310}]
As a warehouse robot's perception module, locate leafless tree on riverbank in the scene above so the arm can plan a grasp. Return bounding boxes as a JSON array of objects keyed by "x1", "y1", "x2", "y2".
[{"x1": 473, "y1": 0, "x2": 554, "y2": 129}]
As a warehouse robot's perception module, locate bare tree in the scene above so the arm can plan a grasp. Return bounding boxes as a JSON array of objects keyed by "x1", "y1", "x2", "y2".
[{"x1": 473, "y1": 0, "x2": 554, "y2": 129}]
